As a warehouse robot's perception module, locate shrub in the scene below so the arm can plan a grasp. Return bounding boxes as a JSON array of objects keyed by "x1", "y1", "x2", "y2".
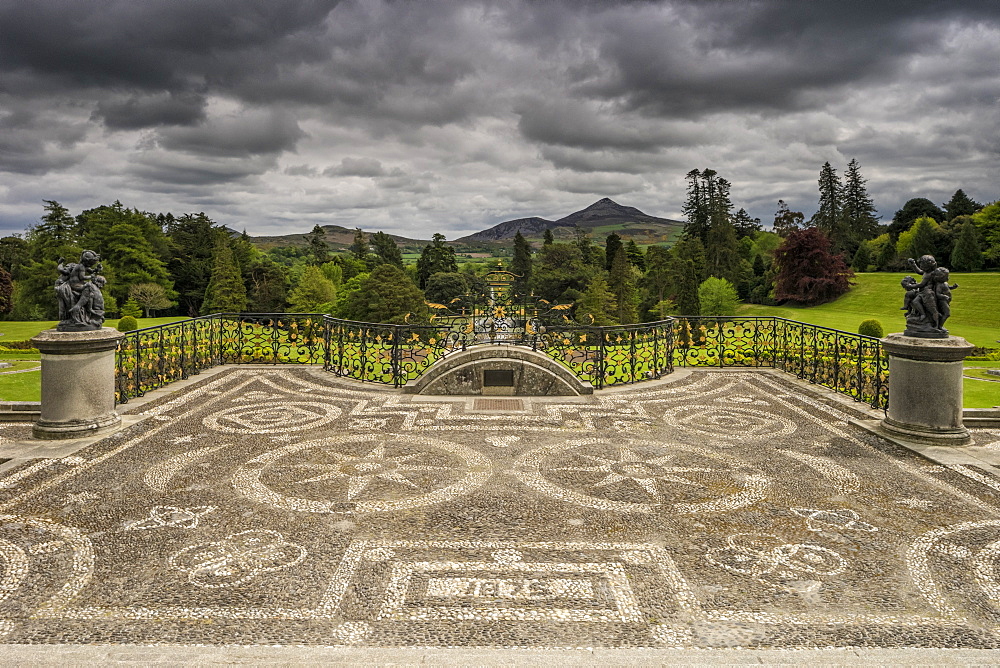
[
  {"x1": 858, "y1": 319, "x2": 884, "y2": 338},
  {"x1": 117, "y1": 316, "x2": 139, "y2": 332}
]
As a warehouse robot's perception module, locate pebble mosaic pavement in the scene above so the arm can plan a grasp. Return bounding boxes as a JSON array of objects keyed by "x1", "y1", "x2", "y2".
[{"x1": 1, "y1": 367, "x2": 1000, "y2": 651}]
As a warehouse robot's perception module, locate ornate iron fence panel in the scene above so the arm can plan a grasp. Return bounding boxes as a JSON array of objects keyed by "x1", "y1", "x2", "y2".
[
  {"x1": 673, "y1": 316, "x2": 887, "y2": 409},
  {"x1": 116, "y1": 315, "x2": 222, "y2": 404},
  {"x1": 218, "y1": 313, "x2": 326, "y2": 364}
]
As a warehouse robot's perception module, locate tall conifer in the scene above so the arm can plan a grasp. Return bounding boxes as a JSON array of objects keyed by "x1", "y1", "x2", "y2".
[{"x1": 202, "y1": 236, "x2": 247, "y2": 314}]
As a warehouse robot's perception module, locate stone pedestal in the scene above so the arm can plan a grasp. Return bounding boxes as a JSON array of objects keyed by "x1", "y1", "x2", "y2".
[
  {"x1": 879, "y1": 333, "x2": 974, "y2": 445},
  {"x1": 31, "y1": 328, "x2": 124, "y2": 440}
]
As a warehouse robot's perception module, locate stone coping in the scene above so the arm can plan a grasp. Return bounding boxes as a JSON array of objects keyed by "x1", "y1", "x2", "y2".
[
  {"x1": 881, "y1": 333, "x2": 974, "y2": 362},
  {"x1": 31, "y1": 327, "x2": 124, "y2": 355}
]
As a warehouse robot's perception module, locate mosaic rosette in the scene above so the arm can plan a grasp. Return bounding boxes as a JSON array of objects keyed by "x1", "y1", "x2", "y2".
[{"x1": 232, "y1": 433, "x2": 492, "y2": 513}]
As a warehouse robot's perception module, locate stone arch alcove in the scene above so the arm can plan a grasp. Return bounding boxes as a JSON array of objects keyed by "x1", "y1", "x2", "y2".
[{"x1": 403, "y1": 346, "x2": 592, "y2": 396}]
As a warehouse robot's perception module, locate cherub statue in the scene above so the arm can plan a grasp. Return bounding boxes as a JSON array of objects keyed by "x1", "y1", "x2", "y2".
[
  {"x1": 55, "y1": 250, "x2": 107, "y2": 332},
  {"x1": 900, "y1": 254, "x2": 955, "y2": 338}
]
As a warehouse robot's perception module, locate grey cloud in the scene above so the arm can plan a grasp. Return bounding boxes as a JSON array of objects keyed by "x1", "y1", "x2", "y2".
[
  {"x1": 284, "y1": 164, "x2": 319, "y2": 177},
  {"x1": 156, "y1": 109, "x2": 305, "y2": 157},
  {"x1": 94, "y1": 92, "x2": 207, "y2": 129},
  {"x1": 324, "y1": 157, "x2": 386, "y2": 177},
  {"x1": 0, "y1": 108, "x2": 89, "y2": 174},
  {"x1": 517, "y1": 99, "x2": 709, "y2": 151},
  {"x1": 130, "y1": 151, "x2": 278, "y2": 186}
]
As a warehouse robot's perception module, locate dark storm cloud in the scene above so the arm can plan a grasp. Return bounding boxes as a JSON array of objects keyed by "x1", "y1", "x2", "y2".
[
  {"x1": 581, "y1": 0, "x2": 1000, "y2": 117},
  {"x1": 94, "y1": 92, "x2": 207, "y2": 129},
  {"x1": 0, "y1": 0, "x2": 997, "y2": 237},
  {"x1": 0, "y1": 0, "x2": 341, "y2": 94},
  {"x1": 156, "y1": 109, "x2": 305, "y2": 157}
]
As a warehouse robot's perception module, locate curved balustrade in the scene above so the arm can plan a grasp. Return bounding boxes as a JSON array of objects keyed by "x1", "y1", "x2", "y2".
[{"x1": 116, "y1": 313, "x2": 888, "y2": 409}]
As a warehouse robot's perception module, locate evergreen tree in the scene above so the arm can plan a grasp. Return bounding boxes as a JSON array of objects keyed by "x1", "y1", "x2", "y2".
[
  {"x1": 307, "y1": 225, "x2": 330, "y2": 265},
  {"x1": 667, "y1": 236, "x2": 705, "y2": 316},
  {"x1": 705, "y1": 217, "x2": 741, "y2": 284},
  {"x1": 641, "y1": 246, "x2": 671, "y2": 313},
  {"x1": 424, "y1": 272, "x2": 469, "y2": 305},
  {"x1": 288, "y1": 265, "x2": 336, "y2": 312},
  {"x1": 698, "y1": 277, "x2": 739, "y2": 317},
  {"x1": 732, "y1": 208, "x2": 762, "y2": 238},
  {"x1": 898, "y1": 216, "x2": 938, "y2": 259},
  {"x1": 943, "y1": 189, "x2": 982, "y2": 221},
  {"x1": 810, "y1": 162, "x2": 847, "y2": 252},
  {"x1": 605, "y1": 232, "x2": 623, "y2": 271},
  {"x1": 28, "y1": 200, "x2": 77, "y2": 256},
  {"x1": 511, "y1": 230, "x2": 533, "y2": 295},
  {"x1": 121, "y1": 298, "x2": 143, "y2": 319},
  {"x1": 167, "y1": 213, "x2": 220, "y2": 316},
  {"x1": 851, "y1": 241, "x2": 872, "y2": 272},
  {"x1": 841, "y1": 158, "x2": 879, "y2": 249},
  {"x1": 950, "y1": 218, "x2": 984, "y2": 271},
  {"x1": 890, "y1": 198, "x2": 945, "y2": 235},
  {"x1": 248, "y1": 257, "x2": 289, "y2": 312},
  {"x1": 543, "y1": 228, "x2": 554, "y2": 245},
  {"x1": 370, "y1": 231, "x2": 403, "y2": 268},
  {"x1": 772, "y1": 200, "x2": 804, "y2": 237},
  {"x1": 0, "y1": 236, "x2": 29, "y2": 274},
  {"x1": 682, "y1": 169, "x2": 708, "y2": 242},
  {"x1": 608, "y1": 246, "x2": 638, "y2": 324},
  {"x1": 625, "y1": 239, "x2": 646, "y2": 271},
  {"x1": 531, "y1": 242, "x2": 588, "y2": 303},
  {"x1": 875, "y1": 235, "x2": 898, "y2": 271},
  {"x1": 341, "y1": 264, "x2": 428, "y2": 324},
  {"x1": 0, "y1": 266, "x2": 12, "y2": 315},
  {"x1": 574, "y1": 227, "x2": 603, "y2": 268},
  {"x1": 416, "y1": 233, "x2": 458, "y2": 288},
  {"x1": 102, "y1": 222, "x2": 175, "y2": 306},
  {"x1": 773, "y1": 228, "x2": 854, "y2": 305},
  {"x1": 202, "y1": 235, "x2": 247, "y2": 314},
  {"x1": 350, "y1": 228, "x2": 371, "y2": 266},
  {"x1": 575, "y1": 274, "x2": 617, "y2": 326}
]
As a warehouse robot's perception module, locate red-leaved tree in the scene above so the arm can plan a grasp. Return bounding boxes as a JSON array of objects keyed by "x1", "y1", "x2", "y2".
[{"x1": 773, "y1": 227, "x2": 854, "y2": 305}]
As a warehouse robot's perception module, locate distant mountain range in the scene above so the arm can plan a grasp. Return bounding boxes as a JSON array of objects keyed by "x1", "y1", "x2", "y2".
[
  {"x1": 455, "y1": 198, "x2": 683, "y2": 244},
  {"x1": 247, "y1": 198, "x2": 684, "y2": 249}
]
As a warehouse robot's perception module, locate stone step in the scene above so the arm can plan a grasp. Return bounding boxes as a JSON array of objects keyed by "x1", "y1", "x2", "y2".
[
  {"x1": 964, "y1": 407, "x2": 1000, "y2": 428},
  {"x1": 0, "y1": 401, "x2": 40, "y2": 422}
]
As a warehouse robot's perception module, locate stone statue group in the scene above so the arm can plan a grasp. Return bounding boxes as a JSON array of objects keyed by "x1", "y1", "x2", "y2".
[
  {"x1": 55, "y1": 250, "x2": 106, "y2": 332},
  {"x1": 901, "y1": 254, "x2": 957, "y2": 338}
]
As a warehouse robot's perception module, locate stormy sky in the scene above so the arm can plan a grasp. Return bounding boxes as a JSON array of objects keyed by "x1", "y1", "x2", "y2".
[{"x1": 1, "y1": 0, "x2": 998, "y2": 239}]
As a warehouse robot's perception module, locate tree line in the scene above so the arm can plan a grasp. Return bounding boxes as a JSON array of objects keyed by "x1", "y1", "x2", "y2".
[{"x1": 0, "y1": 163, "x2": 995, "y2": 326}]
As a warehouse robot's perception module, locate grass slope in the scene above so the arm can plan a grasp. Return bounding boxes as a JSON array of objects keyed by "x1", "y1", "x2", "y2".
[{"x1": 738, "y1": 272, "x2": 1000, "y2": 348}]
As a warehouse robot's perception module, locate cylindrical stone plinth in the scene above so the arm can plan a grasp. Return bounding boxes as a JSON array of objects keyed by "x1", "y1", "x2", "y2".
[
  {"x1": 31, "y1": 328, "x2": 124, "y2": 440},
  {"x1": 880, "y1": 333, "x2": 974, "y2": 445}
]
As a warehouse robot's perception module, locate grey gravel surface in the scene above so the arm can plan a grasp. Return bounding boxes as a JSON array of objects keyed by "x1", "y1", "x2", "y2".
[{"x1": 2, "y1": 367, "x2": 1000, "y2": 655}]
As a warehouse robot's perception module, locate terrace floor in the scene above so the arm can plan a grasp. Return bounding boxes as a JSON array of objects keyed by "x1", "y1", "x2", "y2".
[{"x1": 1, "y1": 366, "x2": 1000, "y2": 664}]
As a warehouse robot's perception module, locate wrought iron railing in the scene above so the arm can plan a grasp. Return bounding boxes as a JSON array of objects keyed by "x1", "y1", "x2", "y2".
[
  {"x1": 115, "y1": 313, "x2": 327, "y2": 403},
  {"x1": 672, "y1": 317, "x2": 888, "y2": 409},
  {"x1": 115, "y1": 313, "x2": 887, "y2": 409}
]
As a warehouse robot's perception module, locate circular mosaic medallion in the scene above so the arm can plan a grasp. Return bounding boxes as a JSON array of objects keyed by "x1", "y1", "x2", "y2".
[
  {"x1": 204, "y1": 401, "x2": 341, "y2": 434},
  {"x1": 661, "y1": 405, "x2": 796, "y2": 443},
  {"x1": 233, "y1": 433, "x2": 491, "y2": 513},
  {"x1": 512, "y1": 437, "x2": 769, "y2": 514},
  {"x1": 910, "y1": 519, "x2": 1000, "y2": 624}
]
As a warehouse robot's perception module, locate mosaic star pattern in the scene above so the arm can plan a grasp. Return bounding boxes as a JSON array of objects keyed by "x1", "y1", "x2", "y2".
[{"x1": 0, "y1": 367, "x2": 999, "y2": 650}]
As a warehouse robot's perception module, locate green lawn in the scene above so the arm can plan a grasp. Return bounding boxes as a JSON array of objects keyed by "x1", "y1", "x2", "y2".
[
  {"x1": 738, "y1": 272, "x2": 1000, "y2": 348},
  {"x1": 964, "y1": 378, "x2": 1000, "y2": 408},
  {"x1": 0, "y1": 366, "x2": 40, "y2": 402},
  {"x1": 0, "y1": 317, "x2": 187, "y2": 343}
]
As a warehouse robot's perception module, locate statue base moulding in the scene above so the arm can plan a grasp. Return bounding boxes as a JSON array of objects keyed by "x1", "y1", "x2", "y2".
[{"x1": 30, "y1": 328, "x2": 124, "y2": 440}]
